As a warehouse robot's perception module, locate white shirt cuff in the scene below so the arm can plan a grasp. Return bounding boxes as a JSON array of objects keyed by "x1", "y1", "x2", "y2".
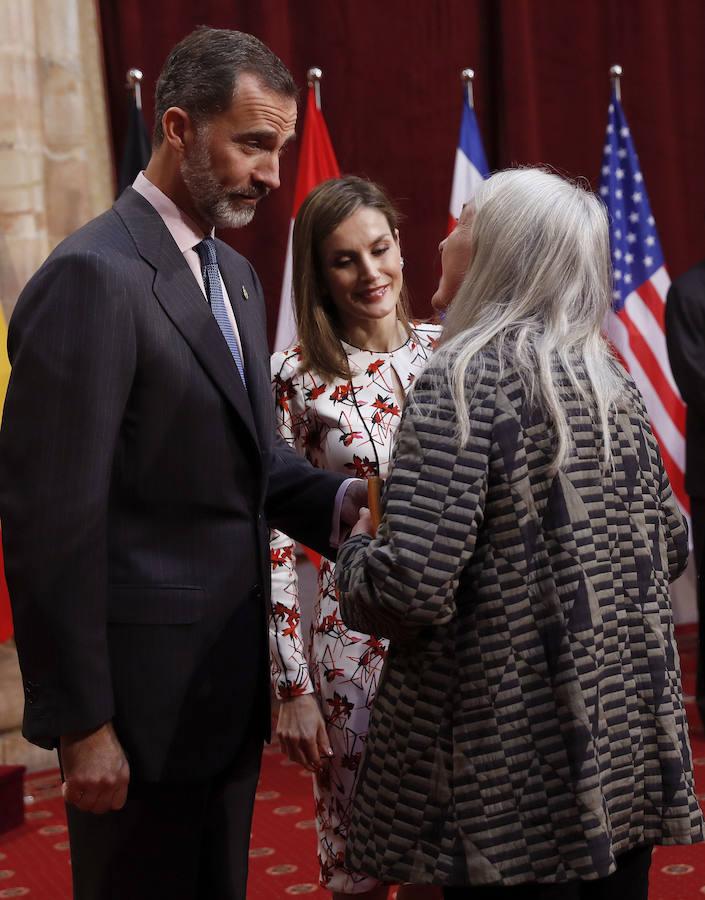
[{"x1": 330, "y1": 478, "x2": 359, "y2": 548}]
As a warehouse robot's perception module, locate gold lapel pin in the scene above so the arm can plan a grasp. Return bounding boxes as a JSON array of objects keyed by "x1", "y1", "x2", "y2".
[{"x1": 241, "y1": 285, "x2": 249, "y2": 301}]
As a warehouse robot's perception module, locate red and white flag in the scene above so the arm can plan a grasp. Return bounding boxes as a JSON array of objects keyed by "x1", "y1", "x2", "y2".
[
  {"x1": 599, "y1": 91, "x2": 689, "y2": 529},
  {"x1": 274, "y1": 84, "x2": 340, "y2": 351}
]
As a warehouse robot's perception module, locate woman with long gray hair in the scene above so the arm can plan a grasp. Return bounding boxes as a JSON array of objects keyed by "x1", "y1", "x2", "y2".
[{"x1": 336, "y1": 168, "x2": 703, "y2": 899}]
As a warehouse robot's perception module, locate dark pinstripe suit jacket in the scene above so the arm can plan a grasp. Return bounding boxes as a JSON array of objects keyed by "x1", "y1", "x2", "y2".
[
  {"x1": 665, "y1": 260, "x2": 705, "y2": 499},
  {"x1": 0, "y1": 188, "x2": 345, "y2": 782}
]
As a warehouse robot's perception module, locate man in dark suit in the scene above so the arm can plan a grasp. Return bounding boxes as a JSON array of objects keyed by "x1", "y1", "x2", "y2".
[
  {"x1": 0, "y1": 27, "x2": 361, "y2": 900},
  {"x1": 666, "y1": 260, "x2": 705, "y2": 726}
]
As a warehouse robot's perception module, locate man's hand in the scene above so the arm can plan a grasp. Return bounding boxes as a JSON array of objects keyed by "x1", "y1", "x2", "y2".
[
  {"x1": 350, "y1": 506, "x2": 374, "y2": 538},
  {"x1": 340, "y1": 479, "x2": 368, "y2": 528},
  {"x1": 60, "y1": 721, "x2": 130, "y2": 814},
  {"x1": 277, "y1": 694, "x2": 332, "y2": 772}
]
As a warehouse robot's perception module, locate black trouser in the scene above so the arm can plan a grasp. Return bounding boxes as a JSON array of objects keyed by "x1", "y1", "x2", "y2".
[
  {"x1": 443, "y1": 844, "x2": 652, "y2": 900},
  {"x1": 64, "y1": 730, "x2": 263, "y2": 900},
  {"x1": 692, "y1": 498, "x2": 705, "y2": 726}
]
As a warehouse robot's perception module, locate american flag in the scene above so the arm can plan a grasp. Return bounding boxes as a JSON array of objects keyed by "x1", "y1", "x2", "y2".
[
  {"x1": 448, "y1": 87, "x2": 489, "y2": 232},
  {"x1": 599, "y1": 90, "x2": 689, "y2": 522}
]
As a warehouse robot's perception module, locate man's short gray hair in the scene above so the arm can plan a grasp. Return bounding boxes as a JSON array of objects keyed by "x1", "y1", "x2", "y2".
[{"x1": 153, "y1": 26, "x2": 297, "y2": 145}]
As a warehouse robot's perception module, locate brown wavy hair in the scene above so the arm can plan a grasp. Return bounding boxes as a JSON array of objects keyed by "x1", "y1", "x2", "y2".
[{"x1": 292, "y1": 175, "x2": 412, "y2": 381}]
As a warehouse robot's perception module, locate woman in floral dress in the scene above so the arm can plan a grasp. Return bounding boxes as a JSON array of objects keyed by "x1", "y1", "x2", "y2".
[{"x1": 269, "y1": 176, "x2": 441, "y2": 899}]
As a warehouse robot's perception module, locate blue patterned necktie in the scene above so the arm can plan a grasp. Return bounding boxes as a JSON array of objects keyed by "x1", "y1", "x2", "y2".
[{"x1": 195, "y1": 238, "x2": 247, "y2": 389}]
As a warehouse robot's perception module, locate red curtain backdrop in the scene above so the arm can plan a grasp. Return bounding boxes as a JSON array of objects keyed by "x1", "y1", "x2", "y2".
[{"x1": 98, "y1": 0, "x2": 705, "y2": 343}]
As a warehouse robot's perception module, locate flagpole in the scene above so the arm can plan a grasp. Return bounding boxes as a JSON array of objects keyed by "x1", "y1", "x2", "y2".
[
  {"x1": 461, "y1": 68, "x2": 475, "y2": 109},
  {"x1": 307, "y1": 67, "x2": 323, "y2": 111},
  {"x1": 610, "y1": 64, "x2": 622, "y2": 102},
  {"x1": 126, "y1": 68, "x2": 144, "y2": 111}
]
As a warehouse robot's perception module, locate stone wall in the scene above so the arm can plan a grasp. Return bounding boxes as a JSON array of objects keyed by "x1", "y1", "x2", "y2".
[{"x1": 0, "y1": 0, "x2": 114, "y2": 769}]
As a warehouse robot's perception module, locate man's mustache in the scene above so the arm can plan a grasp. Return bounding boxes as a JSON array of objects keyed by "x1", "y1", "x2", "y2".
[{"x1": 232, "y1": 187, "x2": 269, "y2": 201}]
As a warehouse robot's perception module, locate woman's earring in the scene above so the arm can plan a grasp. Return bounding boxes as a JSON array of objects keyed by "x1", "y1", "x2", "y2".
[{"x1": 400, "y1": 257, "x2": 405, "y2": 270}]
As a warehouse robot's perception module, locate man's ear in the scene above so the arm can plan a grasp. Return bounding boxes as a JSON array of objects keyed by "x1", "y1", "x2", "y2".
[{"x1": 161, "y1": 107, "x2": 193, "y2": 154}]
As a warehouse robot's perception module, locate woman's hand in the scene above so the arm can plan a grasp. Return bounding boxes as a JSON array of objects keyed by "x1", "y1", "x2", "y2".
[
  {"x1": 350, "y1": 506, "x2": 374, "y2": 538},
  {"x1": 276, "y1": 694, "x2": 332, "y2": 772}
]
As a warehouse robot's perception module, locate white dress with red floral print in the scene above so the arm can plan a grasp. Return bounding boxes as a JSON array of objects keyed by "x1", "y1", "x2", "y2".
[{"x1": 269, "y1": 323, "x2": 441, "y2": 894}]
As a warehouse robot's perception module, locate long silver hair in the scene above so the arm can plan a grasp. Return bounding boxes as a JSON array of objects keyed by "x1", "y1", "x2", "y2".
[{"x1": 439, "y1": 167, "x2": 624, "y2": 471}]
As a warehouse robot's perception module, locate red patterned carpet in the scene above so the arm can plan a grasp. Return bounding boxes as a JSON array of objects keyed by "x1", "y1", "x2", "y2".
[{"x1": 1, "y1": 626, "x2": 705, "y2": 898}]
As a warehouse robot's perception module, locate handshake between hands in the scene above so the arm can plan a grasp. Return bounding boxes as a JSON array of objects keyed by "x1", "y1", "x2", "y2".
[{"x1": 340, "y1": 478, "x2": 377, "y2": 541}]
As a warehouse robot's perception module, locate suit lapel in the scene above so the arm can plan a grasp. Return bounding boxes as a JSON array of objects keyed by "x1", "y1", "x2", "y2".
[{"x1": 113, "y1": 189, "x2": 260, "y2": 452}]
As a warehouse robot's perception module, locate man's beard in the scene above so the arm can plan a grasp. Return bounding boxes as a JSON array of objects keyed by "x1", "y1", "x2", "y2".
[{"x1": 181, "y1": 129, "x2": 266, "y2": 230}]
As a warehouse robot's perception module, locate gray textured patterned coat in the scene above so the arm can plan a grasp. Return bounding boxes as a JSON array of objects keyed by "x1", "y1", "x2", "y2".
[{"x1": 336, "y1": 354, "x2": 703, "y2": 888}]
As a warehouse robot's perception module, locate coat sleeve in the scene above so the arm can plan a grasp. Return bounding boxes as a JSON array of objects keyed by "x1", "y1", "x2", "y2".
[
  {"x1": 336, "y1": 366, "x2": 495, "y2": 643},
  {"x1": 265, "y1": 445, "x2": 345, "y2": 558},
  {"x1": 268, "y1": 352, "x2": 314, "y2": 699},
  {"x1": 0, "y1": 250, "x2": 136, "y2": 747}
]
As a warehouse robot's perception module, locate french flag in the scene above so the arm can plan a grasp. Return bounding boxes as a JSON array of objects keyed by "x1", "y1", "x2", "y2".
[
  {"x1": 274, "y1": 81, "x2": 340, "y2": 351},
  {"x1": 448, "y1": 88, "x2": 489, "y2": 232}
]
